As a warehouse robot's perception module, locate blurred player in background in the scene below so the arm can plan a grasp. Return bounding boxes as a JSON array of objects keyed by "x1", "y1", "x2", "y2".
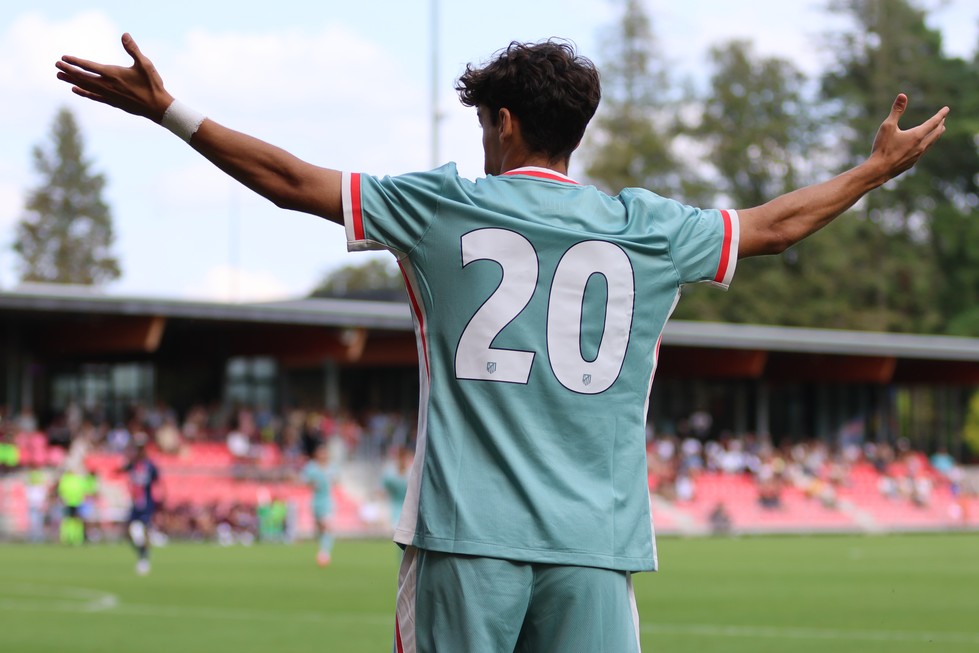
[
  {"x1": 56, "y1": 35, "x2": 947, "y2": 652},
  {"x1": 381, "y1": 446, "x2": 412, "y2": 532},
  {"x1": 122, "y1": 439, "x2": 162, "y2": 575},
  {"x1": 301, "y1": 442, "x2": 338, "y2": 567},
  {"x1": 56, "y1": 465, "x2": 87, "y2": 545}
]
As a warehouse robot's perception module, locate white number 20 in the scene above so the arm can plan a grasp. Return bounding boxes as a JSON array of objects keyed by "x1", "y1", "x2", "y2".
[{"x1": 455, "y1": 228, "x2": 635, "y2": 395}]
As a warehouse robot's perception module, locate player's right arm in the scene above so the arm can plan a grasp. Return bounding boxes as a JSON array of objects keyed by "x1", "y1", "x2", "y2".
[{"x1": 55, "y1": 33, "x2": 343, "y2": 225}]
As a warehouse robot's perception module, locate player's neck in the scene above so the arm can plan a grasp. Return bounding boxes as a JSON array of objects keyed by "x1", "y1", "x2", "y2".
[{"x1": 500, "y1": 152, "x2": 569, "y2": 176}]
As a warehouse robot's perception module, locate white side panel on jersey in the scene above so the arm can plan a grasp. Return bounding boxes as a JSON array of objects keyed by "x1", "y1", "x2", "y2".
[{"x1": 392, "y1": 261, "x2": 429, "y2": 546}]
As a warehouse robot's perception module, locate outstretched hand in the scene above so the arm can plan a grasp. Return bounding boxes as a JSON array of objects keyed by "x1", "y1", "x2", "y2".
[
  {"x1": 869, "y1": 93, "x2": 949, "y2": 182},
  {"x1": 55, "y1": 33, "x2": 173, "y2": 122}
]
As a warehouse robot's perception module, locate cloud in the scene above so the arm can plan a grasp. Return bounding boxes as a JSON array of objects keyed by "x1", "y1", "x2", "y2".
[
  {"x1": 182, "y1": 264, "x2": 294, "y2": 303},
  {"x1": 156, "y1": 23, "x2": 431, "y2": 174}
]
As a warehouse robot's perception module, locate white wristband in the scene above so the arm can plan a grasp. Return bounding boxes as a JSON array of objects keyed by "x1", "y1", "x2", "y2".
[{"x1": 160, "y1": 100, "x2": 206, "y2": 143}]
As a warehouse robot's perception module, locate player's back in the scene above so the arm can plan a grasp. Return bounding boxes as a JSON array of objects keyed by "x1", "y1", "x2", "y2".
[{"x1": 346, "y1": 164, "x2": 736, "y2": 570}]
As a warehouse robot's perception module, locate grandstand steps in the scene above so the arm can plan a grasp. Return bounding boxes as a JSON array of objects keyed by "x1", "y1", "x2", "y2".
[
  {"x1": 3, "y1": 443, "x2": 978, "y2": 541},
  {"x1": 650, "y1": 495, "x2": 703, "y2": 536}
]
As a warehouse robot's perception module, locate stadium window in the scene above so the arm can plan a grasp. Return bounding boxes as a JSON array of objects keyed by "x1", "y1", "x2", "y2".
[
  {"x1": 225, "y1": 357, "x2": 277, "y2": 409},
  {"x1": 49, "y1": 362, "x2": 154, "y2": 424}
]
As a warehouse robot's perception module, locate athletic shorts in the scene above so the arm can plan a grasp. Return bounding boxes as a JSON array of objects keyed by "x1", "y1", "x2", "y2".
[
  {"x1": 392, "y1": 546, "x2": 642, "y2": 653},
  {"x1": 129, "y1": 507, "x2": 154, "y2": 524},
  {"x1": 312, "y1": 500, "x2": 333, "y2": 522}
]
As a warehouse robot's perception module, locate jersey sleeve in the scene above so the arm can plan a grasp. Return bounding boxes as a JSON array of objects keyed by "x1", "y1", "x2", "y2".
[
  {"x1": 627, "y1": 190, "x2": 740, "y2": 289},
  {"x1": 671, "y1": 207, "x2": 739, "y2": 289},
  {"x1": 342, "y1": 164, "x2": 456, "y2": 254}
]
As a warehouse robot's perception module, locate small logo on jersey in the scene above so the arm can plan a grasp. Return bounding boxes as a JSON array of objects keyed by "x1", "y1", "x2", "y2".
[
  {"x1": 582, "y1": 374, "x2": 592, "y2": 386},
  {"x1": 487, "y1": 362, "x2": 497, "y2": 374}
]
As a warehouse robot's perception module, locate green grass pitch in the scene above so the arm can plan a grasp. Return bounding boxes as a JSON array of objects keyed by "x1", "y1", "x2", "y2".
[{"x1": 2, "y1": 533, "x2": 977, "y2": 652}]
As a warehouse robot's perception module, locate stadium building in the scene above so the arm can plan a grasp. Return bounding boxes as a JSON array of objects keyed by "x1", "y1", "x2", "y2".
[
  {"x1": 2, "y1": 283, "x2": 978, "y2": 538},
  {"x1": 2, "y1": 283, "x2": 977, "y2": 456}
]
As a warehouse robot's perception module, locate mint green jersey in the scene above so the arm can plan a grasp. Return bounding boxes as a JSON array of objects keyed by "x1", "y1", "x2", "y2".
[
  {"x1": 343, "y1": 164, "x2": 738, "y2": 571},
  {"x1": 302, "y1": 460, "x2": 337, "y2": 519}
]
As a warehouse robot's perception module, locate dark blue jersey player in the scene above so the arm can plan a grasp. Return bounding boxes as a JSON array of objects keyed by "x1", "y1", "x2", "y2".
[{"x1": 122, "y1": 441, "x2": 162, "y2": 575}]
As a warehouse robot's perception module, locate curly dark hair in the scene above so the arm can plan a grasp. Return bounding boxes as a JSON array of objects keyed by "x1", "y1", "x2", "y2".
[{"x1": 456, "y1": 40, "x2": 601, "y2": 163}]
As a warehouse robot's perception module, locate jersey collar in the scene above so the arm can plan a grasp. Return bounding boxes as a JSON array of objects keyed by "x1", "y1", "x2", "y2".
[{"x1": 501, "y1": 166, "x2": 579, "y2": 184}]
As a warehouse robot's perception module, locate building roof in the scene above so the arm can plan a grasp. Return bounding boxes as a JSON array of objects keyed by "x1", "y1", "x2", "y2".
[{"x1": 2, "y1": 283, "x2": 979, "y2": 363}]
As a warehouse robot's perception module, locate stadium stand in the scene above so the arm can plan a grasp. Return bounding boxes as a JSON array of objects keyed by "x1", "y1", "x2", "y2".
[{"x1": 1, "y1": 400, "x2": 977, "y2": 542}]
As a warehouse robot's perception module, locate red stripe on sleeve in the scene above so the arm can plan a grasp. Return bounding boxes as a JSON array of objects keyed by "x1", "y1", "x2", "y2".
[
  {"x1": 351, "y1": 172, "x2": 365, "y2": 241},
  {"x1": 713, "y1": 209, "x2": 733, "y2": 284}
]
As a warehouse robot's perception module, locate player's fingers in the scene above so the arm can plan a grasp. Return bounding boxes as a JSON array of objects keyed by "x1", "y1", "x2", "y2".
[
  {"x1": 883, "y1": 93, "x2": 908, "y2": 127},
  {"x1": 59, "y1": 54, "x2": 108, "y2": 76},
  {"x1": 917, "y1": 106, "x2": 950, "y2": 135},
  {"x1": 121, "y1": 33, "x2": 147, "y2": 67},
  {"x1": 918, "y1": 117, "x2": 947, "y2": 150},
  {"x1": 55, "y1": 61, "x2": 103, "y2": 84},
  {"x1": 70, "y1": 86, "x2": 110, "y2": 106},
  {"x1": 56, "y1": 69, "x2": 105, "y2": 98}
]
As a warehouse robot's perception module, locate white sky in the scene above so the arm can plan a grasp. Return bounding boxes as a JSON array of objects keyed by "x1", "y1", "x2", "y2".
[{"x1": 0, "y1": 0, "x2": 975, "y2": 301}]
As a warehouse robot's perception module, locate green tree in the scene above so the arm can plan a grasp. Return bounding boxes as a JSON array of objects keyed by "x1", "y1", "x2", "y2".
[
  {"x1": 689, "y1": 40, "x2": 820, "y2": 208},
  {"x1": 675, "y1": 41, "x2": 848, "y2": 327},
  {"x1": 963, "y1": 390, "x2": 979, "y2": 459},
  {"x1": 14, "y1": 107, "x2": 120, "y2": 285},
  {"x1": 310, "y1": 257, "x2": 405, "y2": 300},
  {"x1": 583, "y1": 0, "x2": 705, "y2": 202},
  {"x1": 821, "y1": 0, "x2": 979, "y2": 334}
]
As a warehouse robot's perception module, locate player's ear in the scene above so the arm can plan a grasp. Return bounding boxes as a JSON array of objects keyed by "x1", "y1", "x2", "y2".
[{"x1": 498, "y1": 108, "x2": 514, "y2": 140}]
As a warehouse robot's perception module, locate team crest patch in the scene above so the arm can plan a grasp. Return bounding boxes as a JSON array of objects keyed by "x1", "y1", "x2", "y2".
[
  {"x1": 582, "y1": 374, "x2": 592, "y2": 386},
  {"x1": 487, "y1": 362, "x2": 497, "y2": 374}
]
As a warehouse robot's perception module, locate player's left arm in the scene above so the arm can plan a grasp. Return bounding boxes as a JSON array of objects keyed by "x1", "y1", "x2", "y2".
[
  {"x1": 55, "y1": 33, "x2": 343, "y2": 224},
  {"x1": 151, "y1": 464, "x2": 167, "y2": 507},
  {"x1": 737, "y1": 94, "x2": 948, "y2": 258}
]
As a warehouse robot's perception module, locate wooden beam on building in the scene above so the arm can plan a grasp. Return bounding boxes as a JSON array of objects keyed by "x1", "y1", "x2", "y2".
[
  {"x1": 657, "y1": 346, "x2": 768, "y2": 379},
  {"x1": 893, "y1": 359, "x2": 979, "y2": 385},
  {"x1": 765, "y1": 353, "x2": 897, "y2": 383},
  {"x1": 38, "y1": 315, "x2": 167, "y2": 355}
]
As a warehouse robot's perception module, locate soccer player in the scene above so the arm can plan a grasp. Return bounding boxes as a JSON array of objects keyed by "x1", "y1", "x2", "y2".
[
  {"x1": 381, "y1": 446, "x2": 413, "y2": 532},
  {"x1": 301, "y1": 442, "x2": 338, "y2": 566},
  {"x1": 121, "y1": 440, "x2": 162, "y2": 575},
  {"x1": 56, "y1": 465, "x2": 87, "y2": 545},
  {"x1": 56, "y1": 35, "x2": 947, "y2": 652}
]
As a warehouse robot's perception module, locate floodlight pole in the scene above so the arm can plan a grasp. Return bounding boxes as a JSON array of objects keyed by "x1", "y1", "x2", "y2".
[{"x1": 430, "y1": 0, "x2": 441, "y2": 169}]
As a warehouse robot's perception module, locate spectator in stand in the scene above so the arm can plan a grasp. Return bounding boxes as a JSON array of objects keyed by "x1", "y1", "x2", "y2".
[
  {"x1": 709, "y1": 502, "x2": 733, "y2": 535},
  {"x1": 106, "y1": 422, "x2": 132, "y2": 453},
  {"x1": 279, "y1": 419, "x2": 305, "y2": 470},
  {"x1": 0, "y1": 430, "x2": 19, "y2": 473},
  {"x1": 25, "y1": 470, "x2": 49, "y2": 542},
  {"x1": 227, "y1": 416, "x2": 257, "y2": 476},
  {"x1": 155, "y1": 415, "x2": 183, "y2": 456},
  {"x1": 675, "y1": 471, "x2": 696, "y2": 503},
  {"x1": 180, "y1": 404, "x2": 209, "y2": 442},
  {"x1": 336, "y1": 410, "x2": 363, "y2": 457},
  {"x1": 680, "y1": 437, "x2": 704, "y2": 474},
  {"x1": 929, "y1": 446, "x2": 956, "y2": 478},
  {"x1": 300, "y1": 410, "x2": 325, "y2": 458},
  {"x1": 63, "y1": 419, "x2": 97, "y2": 473},
  {"x1": 16, "y1": 407, "x2": 38, "y2": 433}
]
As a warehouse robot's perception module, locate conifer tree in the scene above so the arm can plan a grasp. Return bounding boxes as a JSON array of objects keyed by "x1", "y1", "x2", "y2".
[{"x1": 14, "y1": 107, "x2": 120, "y2": 285}]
